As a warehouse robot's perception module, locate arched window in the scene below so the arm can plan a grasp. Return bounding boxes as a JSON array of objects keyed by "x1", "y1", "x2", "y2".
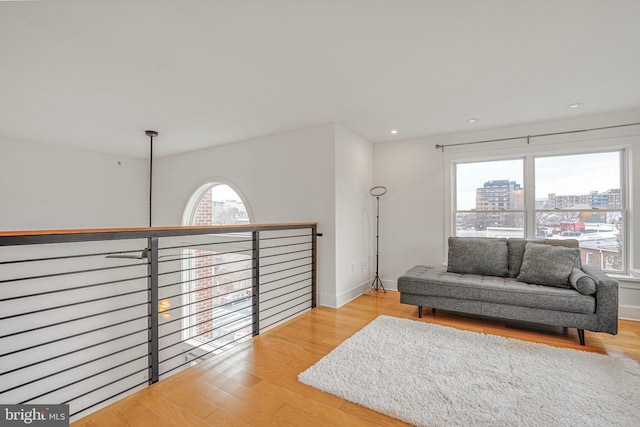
[
  {"x1": 185, "y1": 183, "x2": 251, "y2": 227},
  {"x1": 182, "y1": 183, "x2": 253, "y2": 350}
]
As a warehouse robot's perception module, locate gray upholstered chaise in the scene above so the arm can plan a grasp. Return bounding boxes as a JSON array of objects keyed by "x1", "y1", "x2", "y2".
[{"x1": 397, "y1": 237, "x2": 619, "y2": 345}]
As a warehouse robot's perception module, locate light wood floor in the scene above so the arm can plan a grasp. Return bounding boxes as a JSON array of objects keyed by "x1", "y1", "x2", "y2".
[{"x1": 73, "y1": 291, "x2": 640, "y2": 427}]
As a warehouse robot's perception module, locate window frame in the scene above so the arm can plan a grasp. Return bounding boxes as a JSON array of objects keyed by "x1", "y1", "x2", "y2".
[
  {"x1": 454, "y1": 157, "x2": 526, "y2": 238},
  {"x1": 180, "y1": 181, "x2": 254, "y2": 347},
  {"x1": 447, "y1": 143, "x2": 629, "y2": 274}
]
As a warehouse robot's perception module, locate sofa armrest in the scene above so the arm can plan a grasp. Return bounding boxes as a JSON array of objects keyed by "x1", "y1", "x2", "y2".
[{"x1": 581, "y1": 265, "x2": 619, "y2": 334}]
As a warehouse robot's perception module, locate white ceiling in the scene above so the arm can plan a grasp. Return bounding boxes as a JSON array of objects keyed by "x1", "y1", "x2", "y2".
[{"x1": 2, "y1": 0, "x2": 640, "y2": 159}]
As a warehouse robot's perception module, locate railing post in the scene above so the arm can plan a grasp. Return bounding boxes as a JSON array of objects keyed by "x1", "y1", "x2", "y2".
[
  {"x1": 311, "y1": 225, "x2": 317, "y2": 308},
  {"x1": 252, "y1": 231, "x2": 260, "y2": 336},
  {"x1": 148, "y1": 236, "x2": 159, "y2": 384}
]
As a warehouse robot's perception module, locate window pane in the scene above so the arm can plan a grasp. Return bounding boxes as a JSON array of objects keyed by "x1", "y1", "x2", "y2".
[
  {"x1": 534, "y1": 151, "x2": 623, "y2": 272},
  {"x1": 534, "y1": 210, "x2": 624, "y2": 271},
  {"x1": 195, "y1": 184, "x2": 249, "y2": 225},
  {"x1": 455, "y1": 159, "x2": 524, "y2": 237},
  {"x1": 535, "y1": 152, "x2": 621, "y2": 209},
  {"x1": 186, "y1": 183, "x2": 252, "y2": 349},
  {"x1": 456, "y1": 159, "x2": 524, "y2": 210}
]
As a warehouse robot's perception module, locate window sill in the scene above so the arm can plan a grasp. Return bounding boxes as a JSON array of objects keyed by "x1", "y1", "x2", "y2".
[{"x1": 608, "y1": 273, "x2": 640, "y2": 288}]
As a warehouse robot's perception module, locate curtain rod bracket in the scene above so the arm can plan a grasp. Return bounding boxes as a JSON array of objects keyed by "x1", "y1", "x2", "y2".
[{"x1": 435, "y1": 144, "x2": 444, "y2": 152}]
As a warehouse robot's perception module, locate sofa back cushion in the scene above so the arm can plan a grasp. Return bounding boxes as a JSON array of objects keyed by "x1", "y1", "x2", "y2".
[
  {"x1": 447, "y1": 237, "x2": 509, "y2": 277},
  {"x1": 516, "y1": 242, "x2": 581, "y2": 288},
  {"x1": 507, "y1": 238, "x2": 579, "y2": 278}
]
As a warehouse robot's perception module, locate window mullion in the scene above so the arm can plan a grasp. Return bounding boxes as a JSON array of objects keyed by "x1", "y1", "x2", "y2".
[{"x1": 524, "y1": 154, "x2": 536, "y2": 239}]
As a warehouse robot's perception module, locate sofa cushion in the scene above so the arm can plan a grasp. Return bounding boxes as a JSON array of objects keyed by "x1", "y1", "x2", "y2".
[
  {"x1": 480, "y1": 277, "x2": 595, "y2": 314},
  {"x1": 516, "y1": 242, "x2": 581, "y2": 288},
  {"x1": 398, "y1": 265, "x2": 595, "y2": 314},
  {"x1": 447, "y1": 237, "x2": 509, "y2": 277},
  {"x1": 569, "y1": 268, "x2": 598, "y2": 295},
  {"x1": 507, "y1": 238, "x2": 579, "y2": 278},
  {"x1": 399, "y1": 265, "x2": 485, "y2": 300}
]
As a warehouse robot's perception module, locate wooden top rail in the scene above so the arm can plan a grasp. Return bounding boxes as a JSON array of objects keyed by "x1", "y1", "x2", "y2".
[
  {"x1": 0, "y1": 222, "x2": 318, "y2": 237},
  {"x1": 0, "y1": 223, "x2": 318, "y2": 246}
]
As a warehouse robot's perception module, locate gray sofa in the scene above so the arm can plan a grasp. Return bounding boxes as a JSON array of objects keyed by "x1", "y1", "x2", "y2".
[{"x1": 397, "y1": 237, "x2": 619, "y2": 345}]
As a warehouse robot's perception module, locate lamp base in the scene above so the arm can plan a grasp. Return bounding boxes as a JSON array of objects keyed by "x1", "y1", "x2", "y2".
[{"x1": 369, "y1": 273, "x2": 386, "y2": 293}]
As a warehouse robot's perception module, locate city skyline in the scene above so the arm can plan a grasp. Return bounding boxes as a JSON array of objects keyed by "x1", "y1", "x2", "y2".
[{"x1": 456, "y1": 152, "x2": 620, "y2": 210}]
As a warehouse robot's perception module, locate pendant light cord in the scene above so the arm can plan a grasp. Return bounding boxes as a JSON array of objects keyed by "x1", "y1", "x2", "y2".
[
  {"x1": 145, "y1": 130, "x2": 158, "y2": 228},
  {"x1": 149, "y1": 135, "x2": 153, "y2": 228}
]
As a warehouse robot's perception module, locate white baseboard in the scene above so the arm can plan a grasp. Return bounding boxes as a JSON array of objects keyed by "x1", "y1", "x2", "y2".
[
  {"x1": 319, "y1": 280, "x2": 372, "y2": 308},
  {"x1": 324, "y1": 279, "x2": 400, "y2": 308},
  {"x1": 360, "y1": 278, "x2": 398, "y2": 294},
  {"x1": 318, "y1": 293, "x2": 338, "y2": 308},
  {"x1": 335, "y1": 281, "x2": 371, "y2": 308},
  {"x1": 619, "y1": 304, "x2": 640, "y2": 321},
  {"x1": 381, "y1": 279, "x2": 397, "y2": 291}
]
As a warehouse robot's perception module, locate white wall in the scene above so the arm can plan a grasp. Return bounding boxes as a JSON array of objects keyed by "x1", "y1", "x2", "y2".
[
  {"x1": 153, "y1": 124, "x2": 338, "y2": 307},
  {"x1": 334, "y1": 125, "x2": 374, "y2": 307},
  {"x1": 3, "y1": 109, "x2": 637, "y2": 317},
  {"x1": 373, "y1": 138, "x2": 446, "y2": 291},
  {"x1": 374, "y1": 108, "x2": 640, "y2": 319},
  {"x1": 0, "y1": 137, "x2": 150, "y2": 417},
  {"x1": 0, "y1": 123, "x2": 370, "y2": 310},
  {"x1": 0, "y1": 137, "x2": 148, "y2": 230}
]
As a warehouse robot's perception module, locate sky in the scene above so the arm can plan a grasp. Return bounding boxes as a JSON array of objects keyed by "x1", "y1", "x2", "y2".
[
  {"x1": 456, "y1": 151, "x2": 620, "y2": 210},
  {"x1": 210, "y1": 184, "x2": 242, "y2": 202}
]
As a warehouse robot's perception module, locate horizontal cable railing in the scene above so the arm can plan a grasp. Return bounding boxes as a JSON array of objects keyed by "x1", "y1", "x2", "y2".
[{"x1": 0, "y1": 223, "x2": 318, "y2": 421}]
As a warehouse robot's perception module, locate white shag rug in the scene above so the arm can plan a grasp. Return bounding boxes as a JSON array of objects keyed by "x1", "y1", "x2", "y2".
[{"x1": 298, "y1": 315, "x2": 640, "y2": 427}]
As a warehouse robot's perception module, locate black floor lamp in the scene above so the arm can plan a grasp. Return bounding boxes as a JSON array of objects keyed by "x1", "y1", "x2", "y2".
[{"x1": 369, "y1": 186, "x2": 387, "y2": 293}]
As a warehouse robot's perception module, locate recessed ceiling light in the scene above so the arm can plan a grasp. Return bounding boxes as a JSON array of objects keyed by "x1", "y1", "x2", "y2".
[
  {"x1": 467, "y1": 118, "x2": 479, "y2": 123},
  {"x1": 567, "y1": 103, "x2": 582, "y2": 109},
  {"x1": 390, "y1": 129, "x2": 399, "y2": 134}
]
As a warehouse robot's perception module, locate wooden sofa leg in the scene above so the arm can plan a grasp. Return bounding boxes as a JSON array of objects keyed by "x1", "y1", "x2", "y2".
[
  {"x1": 577, "y1": 329, "x2": 585, "y2": 346},
  {"x1": 418, "y1": 306, "x2": 422, "y2": 318},
  {"x1": 432, "y1": 308, "x2": 436, "y2": 314}
]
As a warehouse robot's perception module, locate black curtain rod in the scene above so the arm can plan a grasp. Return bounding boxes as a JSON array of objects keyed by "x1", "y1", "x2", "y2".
[{"x1": 435, "y1": 121, "x2": 640, "y2": 152}]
